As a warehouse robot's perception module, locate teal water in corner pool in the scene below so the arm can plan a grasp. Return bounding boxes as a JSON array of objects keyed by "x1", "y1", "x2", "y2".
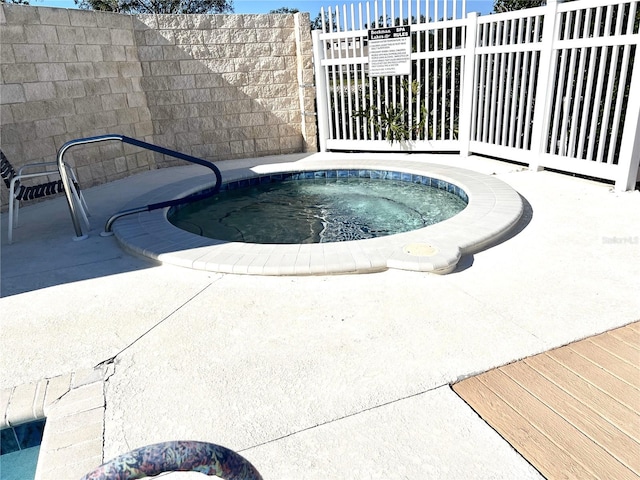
[
  {"x1": 0, "y1": 446, "x2": 40, "y2": 480},
  {"x1": 0, "y1": 419, "x2": 45, "y2": 480}
]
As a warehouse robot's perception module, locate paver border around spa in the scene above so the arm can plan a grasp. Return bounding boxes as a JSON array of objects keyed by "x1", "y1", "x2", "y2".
[{"x1": 111, "y1": 157, "x2": 523, "y2": 275}]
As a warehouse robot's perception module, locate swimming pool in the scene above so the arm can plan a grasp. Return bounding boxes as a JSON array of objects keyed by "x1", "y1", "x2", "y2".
[
  {"x1": 168, "y1": 171, "x2": 468, "y2": 244},
  {"x1": 0, "y1": 419, "x2": 45, "y2": 480},
  {"x1": 110, "y1": 156, "x2": 523, "y2": 275}
]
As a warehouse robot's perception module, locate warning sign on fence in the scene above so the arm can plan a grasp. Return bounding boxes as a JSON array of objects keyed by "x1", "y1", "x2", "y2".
[{"x1": 368, "y1": 25, "x2": 411, "y2": 77}]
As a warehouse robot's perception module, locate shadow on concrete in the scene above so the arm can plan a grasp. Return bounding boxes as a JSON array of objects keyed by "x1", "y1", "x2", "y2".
[
  {"x1": 453, "y1": 193, "x2": 533, "y2": 274},
  {"x1": 0, "y1": 169, "x2": 169, "y2": 297},
  {"x1": 1, "y1": 157, "x2": 308, "y2": 297},
  {"x1": 1, "y1": 202, "x2": 155, "y2": 297}
]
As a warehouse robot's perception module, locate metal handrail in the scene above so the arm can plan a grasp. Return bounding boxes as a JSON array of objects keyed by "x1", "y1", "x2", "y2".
[{"x1": 57, "y1": 134, "x2": 222, "y2": 239}]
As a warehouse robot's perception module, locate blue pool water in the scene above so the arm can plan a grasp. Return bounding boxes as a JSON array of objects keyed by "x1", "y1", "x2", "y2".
[
  {"x1": 0, "y1": 446, "x2": 40, "y2": 480},
  {"x1": 0, "y1": 420, "x2": 45, "y2": 480},
  {"x1": 169, "y1": 173, "x2": 467, "y2": 244}
]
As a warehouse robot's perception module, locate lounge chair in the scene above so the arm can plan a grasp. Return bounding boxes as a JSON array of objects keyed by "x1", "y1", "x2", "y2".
[{"x1": 1, "y1": 149, "x2": 89, "y2": 243}]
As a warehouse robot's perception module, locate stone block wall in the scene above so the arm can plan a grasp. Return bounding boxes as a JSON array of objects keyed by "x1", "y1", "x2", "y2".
[
  {"x1": 0, "y1": 4, "x2": 316, "y2": 208},
  {"x1": 133, "y1": 12, "x2": 316, "y2": 168},
  {"x1": 0, "y1": 5, "x2": 155, "y2": 199}
]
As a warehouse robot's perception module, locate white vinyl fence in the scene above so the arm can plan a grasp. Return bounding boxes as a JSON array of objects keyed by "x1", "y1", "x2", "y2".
[{"x1": 312, "y1": 0, "x2": 640, "y2": 190}]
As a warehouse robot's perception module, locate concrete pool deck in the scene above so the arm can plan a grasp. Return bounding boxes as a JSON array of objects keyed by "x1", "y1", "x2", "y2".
[{"x1": 1, "y1": 152, "x2": 639, "y2": 479}]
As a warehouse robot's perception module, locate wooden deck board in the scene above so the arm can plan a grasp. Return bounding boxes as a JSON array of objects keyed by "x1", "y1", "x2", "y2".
[
  {"x1": 524, "y1": 354, "x2": 640, "y2": 442},
  {"x1": 569, "y1": 341, "x2": 639, "y2": 387},
  {"x1": 453, "y1": 377, "x2": 598, "y2": 480},
  {"x1": 453, "y1": 322, "x2": 640, "y2": 479},
  {"x1": 626, "y1": 322, "x2": 640, "y2": 335},
  {"x1": 546, "y1": 348, "x2": 639, "y2": 411},
  {"x1": 609, "y1": 326, "x2": 640, "y2": 347},
  {"x1": 501, "y1": 361, "x2": 640, "y2": 474},
  {"x1": 586, "y1": 335, "x2": 640, "y2": 368}
]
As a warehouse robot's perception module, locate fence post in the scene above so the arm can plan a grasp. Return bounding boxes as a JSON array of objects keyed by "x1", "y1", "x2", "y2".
[
  {"x1": 615, "y1": 48, "x2": 640, "y2": 191},
  {"x1": 528, "y1": 0, "x2": 563, "y2": 171},
  {"x1": 312, "y1": 29, "x2": 330, "y2": 152},
  {"x1": 459, "y1": 12, "x2": 478, "y2": 157},
  {"x1": 294, "y1": 13, "x2": 317, "y2": 153}
]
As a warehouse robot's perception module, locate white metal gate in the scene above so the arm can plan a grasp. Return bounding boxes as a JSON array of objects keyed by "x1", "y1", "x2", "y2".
[
  {"x1": 312, "y1": 0, "x2": 468, "y2": 152},
  {"x1": 312, "y1": 0, "x2": 640, "y2": 191},
  {"x1": 465, "y1": 0, "x2": 640, "y2": 189}
]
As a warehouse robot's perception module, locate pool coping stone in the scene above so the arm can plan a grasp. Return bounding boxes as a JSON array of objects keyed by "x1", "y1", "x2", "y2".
[{"x1": 112, "y1": 158, "x2": 523, "y2": 275}]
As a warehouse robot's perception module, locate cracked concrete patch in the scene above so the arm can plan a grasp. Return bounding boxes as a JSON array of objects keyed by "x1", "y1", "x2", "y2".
[
  {"x1": 0, "y1": 266, "x2": 215, "y2": 389},
  {"x1": 240, "y1": 386, "x2": 543, "y2": 479},
  {"x1": 1, "y1": 366, "x2": 111, "y2": 480},
  {"x1": 102, "y1": 271, "x2": 545, "y2": 459}
]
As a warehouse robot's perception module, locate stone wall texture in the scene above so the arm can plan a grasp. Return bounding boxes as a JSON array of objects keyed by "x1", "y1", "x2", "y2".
[{"x1": 0, "y1": 4, "x2": 317, "y2": 208}]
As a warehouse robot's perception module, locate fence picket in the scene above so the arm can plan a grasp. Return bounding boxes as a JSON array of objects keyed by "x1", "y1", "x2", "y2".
[
  {"x1": 586, "y1": 7, "x2": 612, "y2": 161},
  {"x1": 440, "y1": 28, "x2": 446, "y2": 139},
  {"x1": 566, "y1": 8, "x2": 590, "y2": 158},
  {"x1": 508, "y1": 17, "x2": 523, "y2": 148},
  {"x1": 488, "y1": 23, "x2": 500, "y2": 144},
  {"x1": 496, "y1": 21, "x2": 507, "y2": 145},
  {"x1": 576, "y1": 6, "x2": 601, "y2": 159},
  {"x1": 607, "y1": 4, "x2": 636, "y2": 164},
  {"x1": 596, "y1": 5, "x2": 625, "y2": 163},
  {"x1": 549, "y1": 12, "x2": 572, "y2": 155},
  {"x1": 522, "y1": 15, "x2": 541, "y2": 151}
]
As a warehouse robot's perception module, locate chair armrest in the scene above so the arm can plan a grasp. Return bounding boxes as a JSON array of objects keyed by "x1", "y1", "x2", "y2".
[
  {"x1": 13, "y1": 171, "x2": 61, "y2": 182},
  {"x1": 17, "y1": 161, "x2": 59, "y2": 176}
]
